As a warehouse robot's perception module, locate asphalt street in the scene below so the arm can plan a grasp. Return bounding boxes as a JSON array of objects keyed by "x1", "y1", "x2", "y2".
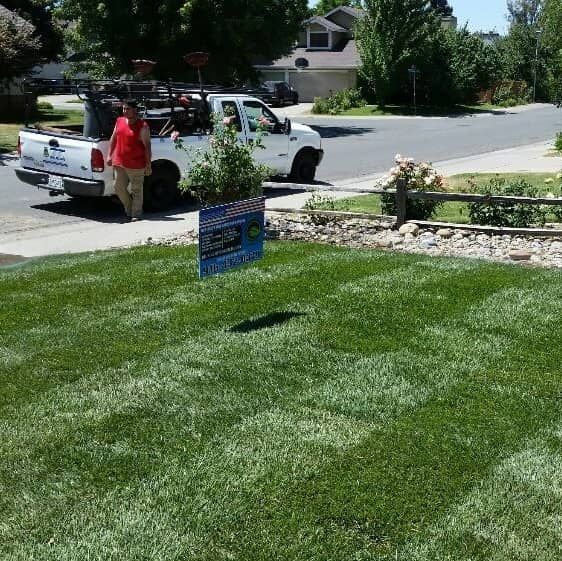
[{"x1": 301, "y1": 103, "x2": 562, "y2": 181}]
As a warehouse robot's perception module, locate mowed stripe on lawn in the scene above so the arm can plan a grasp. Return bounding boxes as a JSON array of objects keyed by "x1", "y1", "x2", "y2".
[{"x1": 1, "y1": 243, "x2": 562, "y2": 560}]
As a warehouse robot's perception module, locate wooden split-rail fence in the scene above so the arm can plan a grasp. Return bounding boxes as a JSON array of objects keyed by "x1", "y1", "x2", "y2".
[{"x1": 267, "y1": 178, "x2": 562, "y2": 236}]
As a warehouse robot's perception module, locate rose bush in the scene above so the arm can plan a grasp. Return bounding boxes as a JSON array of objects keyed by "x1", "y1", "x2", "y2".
[
  {"x1": 174, "y1": 113, "x2": 270, "y2": 206},
  {"x1": 378, "y1": 155, "x2": 444, "y2": 220}
]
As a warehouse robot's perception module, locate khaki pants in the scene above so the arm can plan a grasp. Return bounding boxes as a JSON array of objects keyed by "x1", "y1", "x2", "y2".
[{"x1": 114, "y1": 166, "x2": 145, "y2": 218}]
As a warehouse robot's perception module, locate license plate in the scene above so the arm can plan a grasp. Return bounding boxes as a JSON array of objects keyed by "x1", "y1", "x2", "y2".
[{"x1": 47, "y1": 175, "x2": 63, "y2": 189}]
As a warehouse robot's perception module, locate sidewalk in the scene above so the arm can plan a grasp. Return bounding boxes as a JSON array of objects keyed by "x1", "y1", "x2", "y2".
[
  {"x1": 1, "y1": 141, "x2": 561, "y2": 258},
  {"x1": 299, "y1": 140, "x2": 562, "y2": 198}
]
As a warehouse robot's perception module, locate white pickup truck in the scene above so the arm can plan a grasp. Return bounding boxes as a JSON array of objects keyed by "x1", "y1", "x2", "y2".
[{"x1": 15, "y1": 87, "x2": 323, "y2": 210}]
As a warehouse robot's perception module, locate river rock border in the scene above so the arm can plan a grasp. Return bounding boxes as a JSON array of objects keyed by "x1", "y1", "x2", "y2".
[{"x1": 149, "y1": 212, "x2": 562, "y2": 269}]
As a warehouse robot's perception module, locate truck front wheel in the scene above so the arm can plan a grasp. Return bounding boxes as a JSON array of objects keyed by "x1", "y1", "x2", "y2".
[
  {"x1": 144, "y1": 168, "x2": 179, "y2": 211},
  {"x1": 290, "y1": 152, "x2": 317, "y2": 183}
]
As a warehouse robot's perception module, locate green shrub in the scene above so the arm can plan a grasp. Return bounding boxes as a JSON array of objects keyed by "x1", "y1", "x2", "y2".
[
  {"x1": 468, "y1": 176, "x2": 546, "y2": 227},
  {"x1": 311, "y1": 97, "x2": 332, "y2": 114},
  {"x1": 175, "y1": 113, "x2": 269, "y2": 206},
  {"x1": 304, "y1": 191, "x2": 336, "y2": 211},
  {"x1": 303, "y1": 192, "x2": 337, "y2": 224},
  {"x1": 311, "y1": 88, "x2": 366, "y2": 115},
  {"x1": 378, "y1": 155, "x2": 444, "y2": 220},
  {"x1": 37, "y1": 101, "x2": 53, "y2": 110},
  {"x1": 555, "y1": 132, "x2": 562, "y2": 153},
  {"x1": 492, "y1": 82, "x2": 530, "y2": 107}
]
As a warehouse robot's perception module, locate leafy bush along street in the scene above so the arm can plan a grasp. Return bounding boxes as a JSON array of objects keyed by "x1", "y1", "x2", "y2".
[
  {"x1": 2, "y1": 243, "x2": 562, "y2": 560},
  {"x1": 175, "y1": 114, "x2": 269, "y2": 206},
  {"x1": 309, "y1": 172, "x2": 562, "y2": 227}
]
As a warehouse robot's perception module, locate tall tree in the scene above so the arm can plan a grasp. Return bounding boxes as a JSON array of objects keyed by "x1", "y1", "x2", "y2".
[
  {"x1": 0, "y1": 7, "x2": 42, "y2": 81},
  {"x1": 312, "y1": 0, "x2": 362, "y2": 16},
  {"x1": 507, "y1": 0, "x2": 543, "y2": 25},
  {"x1": 430, "y1": 0, "x2": 453, "y2": 16},
  {"x1": 356, "y1": 0, "x2": 439, "y2": 106},
  {"x1": 56, "y1": 0, "x2": 309, "y2": 82},
  {"x1": 499, "y1": 1, "x2": 545, "y2": 98},
  {"x1": 537, "y1": 0, "x2": 562, "y2": 100},
  {"x1": 2, "y1": 0, "x2": 63, "y2": 63}
]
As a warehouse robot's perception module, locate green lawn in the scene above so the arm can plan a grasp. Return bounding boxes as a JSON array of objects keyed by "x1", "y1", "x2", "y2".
[
  {"x1": 313, "y1": 172, "x2": 562, "y2": 224},
  {"x1": 0, "y1": 107, "x2": 83, "y2": 154},
  {"x1": 2, "y1": 242, "x2": 562, "y2": 560},
  {"x1": 331, "y1": 103, "x2": 510, "y2": 117}
]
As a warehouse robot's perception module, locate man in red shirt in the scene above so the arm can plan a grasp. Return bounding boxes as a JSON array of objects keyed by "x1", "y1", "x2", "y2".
[{"x1": 107, "y1": 99, "x2": 152, "y2": 221}]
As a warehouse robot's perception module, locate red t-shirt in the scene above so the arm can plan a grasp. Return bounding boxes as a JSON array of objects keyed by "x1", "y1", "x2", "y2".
[{"x1": 112, "y1": 116, "x2": 148, "y2": 169}]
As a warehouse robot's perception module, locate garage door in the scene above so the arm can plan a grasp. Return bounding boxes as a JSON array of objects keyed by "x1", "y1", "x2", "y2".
[{"x1": 289, "y1": 71, "x2": 355, "y2": 102}]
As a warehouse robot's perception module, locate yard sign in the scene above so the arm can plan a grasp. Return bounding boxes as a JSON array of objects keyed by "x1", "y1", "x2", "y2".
[{"x1": 198, "y1": 197, "x2": 266, "y2": 278}]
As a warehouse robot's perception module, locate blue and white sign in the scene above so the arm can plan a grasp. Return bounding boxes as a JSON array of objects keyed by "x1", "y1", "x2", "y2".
[{"x1": 198, "y1": 196, "x2": 266, "y2": 278}]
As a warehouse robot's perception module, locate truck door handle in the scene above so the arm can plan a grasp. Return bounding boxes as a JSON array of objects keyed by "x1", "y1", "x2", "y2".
[{"x1": 49, "y1": 138, "x2": 59, "y2": 147}]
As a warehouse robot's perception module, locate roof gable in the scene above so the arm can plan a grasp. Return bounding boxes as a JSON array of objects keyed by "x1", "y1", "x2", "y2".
[
  {"x1": 305, "y1": 15, "x2": 347, "y2": 33},
  {"x1": 324, "y1": 5, "x2": 365, "y2": 21}
]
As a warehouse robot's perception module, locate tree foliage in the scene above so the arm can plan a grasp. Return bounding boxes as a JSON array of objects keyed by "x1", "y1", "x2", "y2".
[
  {"x1": 538, "y1": 0, "x2": 562, "y2": 100},
  {"x1": 312, "y1": 0, "x2": 362, "y2": 15},
  {"x1": 444, "y1": 27, "x2": 501, "y2": 102},
  {"x1": 0, "y1": 8, "x2": 42, "y2": 81},
  {"x1": 430, "y1": 0, "x2": 453, "y2": 17},
  {"x1": 56, "y1": 0, "x2": 308, "y2": 82},
  {"x1": 2, "y1": 0, "x2": 63, "y2": 63},
  {"x1": 507, "y1": 0, "x2": 543, "y2": 25},
  {"x1": 497, "y1": 1, "x2": 545, "y2": 98},
  {"x1": 356, "y1": 0, "x2": 439, "y2": 106}
]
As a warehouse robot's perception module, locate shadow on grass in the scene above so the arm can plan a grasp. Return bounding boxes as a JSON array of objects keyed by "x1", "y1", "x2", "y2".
[{"x1": 230, "y1": 311, "x2": 306, "y2": 333}]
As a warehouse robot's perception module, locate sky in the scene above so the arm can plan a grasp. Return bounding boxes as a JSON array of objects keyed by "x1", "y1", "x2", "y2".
[
  {"x1": 450, "y1": 0, "x2": 509, "y2": 34},
  {"x1": 309, "y1": 1, "x2": 510, "y2": 35}
]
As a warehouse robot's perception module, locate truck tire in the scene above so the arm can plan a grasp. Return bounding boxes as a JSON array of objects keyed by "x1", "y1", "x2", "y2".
[
  {"x1": 144, "y1": 168, "x2": 179, "y2": 211},
  {"x1": 290, "y1": 151, "x2": 317, "y2": 183}
]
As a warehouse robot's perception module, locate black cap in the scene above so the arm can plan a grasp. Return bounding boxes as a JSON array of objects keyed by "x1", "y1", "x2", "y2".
[{"x1": 123, "y1": 98, "x2": 138, "y2": 109}]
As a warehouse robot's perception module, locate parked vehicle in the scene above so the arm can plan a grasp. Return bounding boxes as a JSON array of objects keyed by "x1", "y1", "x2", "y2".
[
  {"x1": 15, "y1": 80, "x2": 322, "y2": 211},
  {"x1": 32, "y1": 78, "x2": 74, "y2": 95},
  {"x1": 261, "y1": 81, "x2": 299, "y2": 106}
]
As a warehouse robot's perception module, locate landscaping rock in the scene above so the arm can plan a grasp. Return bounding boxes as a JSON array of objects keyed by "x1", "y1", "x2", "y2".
[
  {"x1": 508, "y1": 249, "x2": 533, "y2": 261},
  {"x1": 419, "y1": 237, "x2": 438, "y2": 249},
  {"x1": 436, "y1": 228, "x2": 453, "y2": 238},
  {"x1": 151, "y1": 213, "x2": 562, "y2": 269},
  {"x1": 398, "y1": 223, "x2": 419, "y2": 235}
]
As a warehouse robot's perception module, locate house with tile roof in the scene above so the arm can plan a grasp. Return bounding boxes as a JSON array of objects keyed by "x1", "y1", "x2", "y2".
[{"x1": 254, "y1": 5, "x2": 363, "y2": 102}]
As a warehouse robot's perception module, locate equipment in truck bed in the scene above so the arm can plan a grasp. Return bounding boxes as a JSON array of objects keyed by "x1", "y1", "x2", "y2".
[{"x1": 23, "y1": 78, "x2": 276, "y2": 139}]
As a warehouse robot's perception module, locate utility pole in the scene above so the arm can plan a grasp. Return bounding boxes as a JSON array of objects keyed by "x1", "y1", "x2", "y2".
[
  {"x1": 533, "y1": 29, "x2": 541, "y2": 103},
  {"x1": 408, "y1": 65, "x2": 420, "y2": 115}
]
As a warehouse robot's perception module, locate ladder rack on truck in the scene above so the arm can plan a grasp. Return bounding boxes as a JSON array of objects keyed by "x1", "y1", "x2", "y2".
[{"x1": 23, "y1": 79, "x2": 275, "y2": 139}]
